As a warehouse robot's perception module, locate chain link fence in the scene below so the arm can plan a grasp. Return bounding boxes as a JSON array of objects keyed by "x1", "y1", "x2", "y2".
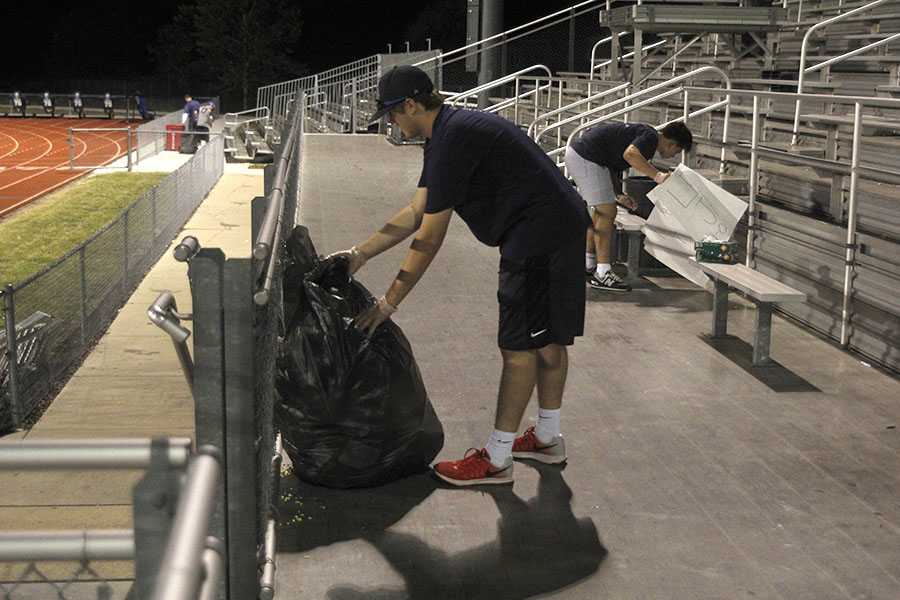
[
  {"x1": 0, "y1": 559, "x2": 127, "y2": 600},
  {"x1": 0, "y1": 135, "x2": 225, "y2": 433}
]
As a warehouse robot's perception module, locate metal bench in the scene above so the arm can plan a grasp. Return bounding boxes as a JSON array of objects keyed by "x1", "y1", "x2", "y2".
[
  {"x1": 692, "y1": 260, "x2": 807, "y2": 365},
  {"x1": 615, "y1": 207, "x2": 647, "y2": 282}
]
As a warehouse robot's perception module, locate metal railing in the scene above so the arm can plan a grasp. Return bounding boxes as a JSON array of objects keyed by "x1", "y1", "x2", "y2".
[
  {"x1": 685, "y1": 85, "x2": 900, "y2": 348},
  {"x1": 147, "y1": 93, "x2": 303, "y2": 600},
  {"x1": 66, "y1": 110, "x2": 185, "y2": 171},
  {"x1": 445, "y1": 64, "x2": 553, "y2": 107},
  {"x1": 258, "y1": 0, "x2": 606, "y2": 131},
  {"x1": 1, "y1": 136, "x2": 224, "y2": 433},
  {"x1": 537, "y1": 66, "x2": 732, "y2": 170},
  {"x1": 791, "y1": 0, "x2": 900, "y2": 144},
  {"x1": 0, "y1": 439, "x2": 222, "y2": 600}
]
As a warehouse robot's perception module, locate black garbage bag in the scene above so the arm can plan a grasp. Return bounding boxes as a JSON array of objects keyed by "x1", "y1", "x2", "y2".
[{"x1": 275, "y1": 226, "x2": 444, "y2": 488}]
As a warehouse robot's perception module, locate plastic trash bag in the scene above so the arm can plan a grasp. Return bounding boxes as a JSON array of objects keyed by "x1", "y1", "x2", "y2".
[{"x1": 276, "y1": 226, "x2": 444, "y2": 488}]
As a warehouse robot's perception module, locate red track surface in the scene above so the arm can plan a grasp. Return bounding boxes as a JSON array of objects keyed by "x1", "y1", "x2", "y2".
[{"x1": 0, "y1": 117, "x2": 138, "y2": 218}]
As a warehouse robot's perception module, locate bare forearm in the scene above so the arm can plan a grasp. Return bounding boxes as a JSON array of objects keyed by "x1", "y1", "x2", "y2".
[
  {"x1": 356, "y1": 203, "x2": 421, "y2": 260},
  {"x1": 355, "y1": 188, "x2": 426, "y2": 261},
  {"x1": 384, "y1": 236, "x2": 441, "y2": 308}
]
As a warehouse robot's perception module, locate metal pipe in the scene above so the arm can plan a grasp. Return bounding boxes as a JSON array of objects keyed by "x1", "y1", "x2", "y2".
[
  {"x1": 127, "y1": 126, "x2": 133, "y2": 172},
  {"x1": 197, "y1": 538, "x2": 225, "y2": 600},
  {"x1": 258, "y1": 519, "x2": 277, "y2": 600},
  {"x1": 0, "y1": 530, "x2": 134, "y2": 562},
  {"x1": 633, "y1": 35, "x2": 703, "y2": 90},
  {"x1": 807, "y1": 32, "x2": 900, "y2": 75},
  {"x1": 527, "y1": 81, "x2": 632, "y2": 138},
  {"x1": 173, "y1": 235, "x2": 201, "y2": 262},
  {"x1": 589, "y1": 32, "x2": 629, "y2": 81},
  {"x1": 254, "y1": 214, "x2": 282, "y2": 306},
  {"x1": 148, "y1": 292, "x2": 194, "y2": 390},
  {"x1": 0, "y1": 438, "x2": 193, "y2": 470},
  {"x1": 445, "y1": 64, "x2": 552, "y2": 106},
  {"x1": 150, "y1": 447, "x2": 223, "y2": 600},
  {"x1": 254, "y1": 105, "x2": 302, "y2": 262},
  {"x1": 840, "y1": 103, "x2": 863, "y2": 347},
  {"x1": 414, "y1": 0, "x2": 603, "y2": 68},
  {"x1": 747, "y1": 95, "x2": 761, "y2": 268},
  {"x1": 792, "y1": 0, "x2": 896, "y2": 145},
  {"x1": 538, "y1": 66, "x2": 730, "y2": 146},
  {"x1": 2, "y1": 285, "x2": 22, "y2": 429}
]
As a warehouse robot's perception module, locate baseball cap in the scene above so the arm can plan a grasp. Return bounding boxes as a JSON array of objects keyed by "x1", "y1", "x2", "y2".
[{"x1": 369, "y1": 66, "x2": 435, "y2": 123}]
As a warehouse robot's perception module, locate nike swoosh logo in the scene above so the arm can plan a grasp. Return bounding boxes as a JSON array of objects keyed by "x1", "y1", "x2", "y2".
[
  {"x1": 533, "y1": 442, "x2": 558, "y2": 451},
  {"x1": 530, "y1": 329, "x2": 547, "y2": 338},
  {"x1": 486, "y1": 464, "x2": 511, "y2": 477}
]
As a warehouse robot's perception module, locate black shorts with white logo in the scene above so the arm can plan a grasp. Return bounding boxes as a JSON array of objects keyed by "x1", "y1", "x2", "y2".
[{"x1": 497, "y1": 234, "x2": 586, "y2": 350}]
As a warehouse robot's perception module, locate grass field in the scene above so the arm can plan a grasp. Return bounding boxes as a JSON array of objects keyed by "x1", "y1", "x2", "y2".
[{"x1": 0, "y1": 172, "x2": 167, "y2": 288}]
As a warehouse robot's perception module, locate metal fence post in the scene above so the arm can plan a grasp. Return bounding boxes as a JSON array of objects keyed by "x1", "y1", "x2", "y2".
[
  {"x1": 2, "y1": 285, "x2": 22, "y2": 430},
  {"x1": 127, "y1": 127, "x2": 133, "y2": 172},
  {"x1": 123, "y1": 210, "x2": 130, "y2": 296},
  {"x1": 68, "y1": 128, "x2": 75, "y2": 170},
  {"x1": 79, "y1": 247, "x2": 88, "y2": 346},
  {"x1": 132, "y1": 438, "x2": 187, "y2": 600}
]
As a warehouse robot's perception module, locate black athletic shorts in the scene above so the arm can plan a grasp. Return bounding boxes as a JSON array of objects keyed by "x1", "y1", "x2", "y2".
[{"x1": 497, "y1": 234, "x2": 586, "y2": 350}]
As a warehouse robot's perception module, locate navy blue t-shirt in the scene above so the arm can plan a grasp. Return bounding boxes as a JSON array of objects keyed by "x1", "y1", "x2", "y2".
[
  {"x1": 419, "y1": 106, "x2": 589, "y2": 260},
  {"x1": 570, "y1": 122, "x2": 658, "y2": 172}
]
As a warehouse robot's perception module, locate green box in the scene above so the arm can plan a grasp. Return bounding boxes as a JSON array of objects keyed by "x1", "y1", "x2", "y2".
[{"x1": 695, "y1": 240, "x2": 738, "y2": 264}]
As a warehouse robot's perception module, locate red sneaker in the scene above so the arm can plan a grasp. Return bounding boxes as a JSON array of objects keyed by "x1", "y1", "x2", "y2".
[
  {"x1": 433, "y1": 448, "x2": 514, "y2": 486},
  {"x1": 512, "y1": 426, "x2": 567, "y2": 464}
]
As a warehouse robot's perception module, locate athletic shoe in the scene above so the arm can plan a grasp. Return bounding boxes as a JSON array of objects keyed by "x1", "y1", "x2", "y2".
[
  {"x1": 433, "y1": 448, "x2": 514, "y2": 486},
  {"x1": 585, "y1": 267, "x2": 596, "y2": 281},
  {"x1": 588, "y1": 271, "x2": 631, "y2": 292},
  {"x1": 512, "y1": 426, "x2": 567, "y2": 464}
]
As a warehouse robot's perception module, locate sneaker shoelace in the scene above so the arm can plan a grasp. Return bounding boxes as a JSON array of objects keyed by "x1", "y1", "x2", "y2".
[{"x1": 456, "y1": 448, "x2": 491, "y2": 475}]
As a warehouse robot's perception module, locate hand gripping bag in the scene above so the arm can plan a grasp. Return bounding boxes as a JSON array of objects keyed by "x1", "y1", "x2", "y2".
[{"x1": 276, "y1": 226, "x2": 444, "y2": 488}]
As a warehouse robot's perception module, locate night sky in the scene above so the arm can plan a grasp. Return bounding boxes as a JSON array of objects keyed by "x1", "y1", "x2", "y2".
[{"x1": 1, "y1": 2, "x2": 582, "y2": 86}]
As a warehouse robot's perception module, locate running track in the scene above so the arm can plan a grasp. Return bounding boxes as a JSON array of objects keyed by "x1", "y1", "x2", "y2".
[{"x1": 0, "y1": 117, "x2": 138, "y2": 217}]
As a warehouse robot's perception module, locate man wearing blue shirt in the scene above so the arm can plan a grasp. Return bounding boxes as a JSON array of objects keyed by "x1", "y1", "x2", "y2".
[
  {"x1": 335, "y1": 66, "x2": 590, "y2": 487},
  {"x1": 565, "y1": 121, "x2": 692, "y2": 291},
  {"x1": 182, "y1": 94, "x2": 200, "y2": 129}
]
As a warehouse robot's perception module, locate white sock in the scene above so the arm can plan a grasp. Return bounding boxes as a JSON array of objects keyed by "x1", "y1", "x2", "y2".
[
  {"x1": 534, "y1": 408, "x2": 561, "y2": 443},
  {"x1": 595, "y1": 263, "x2": 611, "y2": 277},
  {"x1": 485, "y1": 429, "x2": 516, "y2": 467},
  {"x1": 585, "y1": 253, "x2": 597, "y2": 271}
]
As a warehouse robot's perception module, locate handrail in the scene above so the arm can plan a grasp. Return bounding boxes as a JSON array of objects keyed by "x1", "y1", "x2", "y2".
[
  {"x1": 412, "y1": 0, "x2": 605, "y2": 69},
  {"x1": 150, "y1": 447, "x2": 223, "y2": 600},
  {"x1": 526, "y1": 81, "x2": 632, "y2": 138},
  {"x1": 253, "y1": 100, "x2": 302, "y2": 263},
  {"x1": 592, "y1": 39, "x2": 669, "y2": 72},
  {"x1": 484, "y1": 83, "x2": 554, "y2": 114},
  {"x1": 791, "y1": 0, "x2": 899, "y2": 145},
  {"x1": 535, "y1": 66, "x2": 731, "y2": 146},
  {"x1": 224, "y1": 106, "x2": 270, "y2": 128},
  {"x1": 589, "y1": 31, "x2": 629, "y2": 80},
  {"x1": 148, "y1": 291, "x2": 194, "y2": 392},
  {"x1": 254, "y1": 93, "x2": 306, "y2": 305},
  {"x1": 0, "y1": 438, "x2": 193, "y2": 470},
  {"x1": 633, "y1": 34, "x2": 704, "y2": 90},
  {"x1": 687, "y1": 84, "x2": 900, "y2": 345},
  {"x1": 444, "y1": 65, "x2": 553, "y2": 106}
]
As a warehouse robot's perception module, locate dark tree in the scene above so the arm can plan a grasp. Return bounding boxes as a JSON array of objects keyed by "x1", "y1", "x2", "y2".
[{"x1": 153, "y1": 0, "x2": 308, "y2": 111}]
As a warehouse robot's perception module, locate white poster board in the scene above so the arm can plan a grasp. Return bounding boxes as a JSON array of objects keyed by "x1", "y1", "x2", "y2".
[{"x1": 641, "y1": 165, "x2": 748, "y2": 287}]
